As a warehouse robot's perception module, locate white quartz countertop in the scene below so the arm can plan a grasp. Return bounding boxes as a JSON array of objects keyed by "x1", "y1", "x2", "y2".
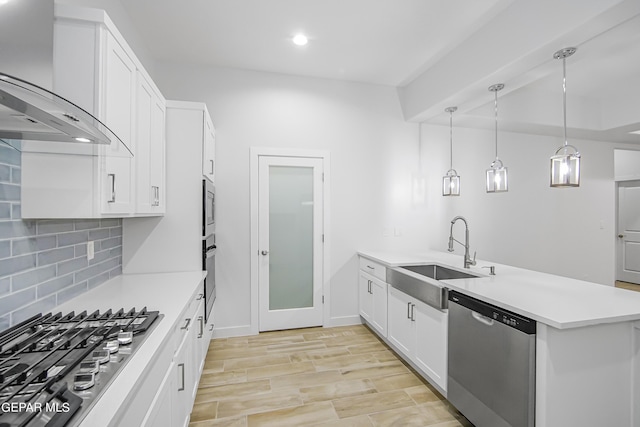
[
  {"x1": 359, "y1": 250, "x2": 640, "y2": 329},
  {"x1": 53, "y1": 271, "x2": 206, "y2": 426}
]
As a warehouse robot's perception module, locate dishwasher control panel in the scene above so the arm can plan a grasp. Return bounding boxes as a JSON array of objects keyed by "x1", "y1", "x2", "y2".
[{"x1": 449, "y1": 290, "x2": 536, "y2": 334}]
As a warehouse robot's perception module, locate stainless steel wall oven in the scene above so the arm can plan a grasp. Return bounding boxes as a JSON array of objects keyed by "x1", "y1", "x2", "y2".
[{"x1": 202, "y1": 179, "x2": 216, "y2": 322}]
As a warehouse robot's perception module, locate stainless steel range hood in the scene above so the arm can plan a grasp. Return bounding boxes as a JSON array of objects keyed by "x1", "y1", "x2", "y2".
[{"x1": 0, "y1": 72, "x2": 131, "y2": 156}]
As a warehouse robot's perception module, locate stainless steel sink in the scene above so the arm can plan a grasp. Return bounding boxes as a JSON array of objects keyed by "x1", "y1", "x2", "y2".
[
  {"x1": 401, "y1": 264, "x2": 480, "y2": 280},
  {"x1": 386, "y1": 264, "x2": 481, "y2": 310}
]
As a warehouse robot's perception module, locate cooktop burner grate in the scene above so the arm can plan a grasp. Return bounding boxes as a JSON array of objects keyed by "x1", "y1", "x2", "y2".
[{"x1": 0, "y1": 307, "x2": 160, "y2": 427}]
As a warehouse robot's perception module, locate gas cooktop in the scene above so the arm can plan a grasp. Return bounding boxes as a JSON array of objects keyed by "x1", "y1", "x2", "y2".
[{"x1": 0, "y1": 307, "x2": 161, "y2": 427}]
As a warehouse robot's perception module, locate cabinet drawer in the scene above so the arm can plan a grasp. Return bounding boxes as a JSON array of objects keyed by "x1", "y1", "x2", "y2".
[{"x1": 359, "y1": 257, "x2": 386, "y2": 281}]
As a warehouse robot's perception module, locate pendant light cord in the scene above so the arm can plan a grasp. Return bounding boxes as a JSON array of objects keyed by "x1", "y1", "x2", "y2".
[
  {"x1": 494, "y1": 89, "x2": 498, "y2": 159},
  {"x1": 562, "y1": 57, "x2": 568, "y2": 148},
  {"x1": 418, "y1": 122, "x2": 422, "y2": 172},
  {"x1": 449, "y1": 110, "x2": 453, "y2": 170}
]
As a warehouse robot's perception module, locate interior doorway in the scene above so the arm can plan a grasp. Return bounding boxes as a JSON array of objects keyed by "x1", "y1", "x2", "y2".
[
  {"x1": 250, "y1": 148, "x2": 331, "y2": 334},
  {"x1": 616, "y1": 180, "x2": 640, "y2": 285}
]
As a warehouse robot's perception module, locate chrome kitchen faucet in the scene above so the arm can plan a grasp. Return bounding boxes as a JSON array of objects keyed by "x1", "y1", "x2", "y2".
[{"x1": 448, "y1": 216, "x2": 476, "y2": 269}]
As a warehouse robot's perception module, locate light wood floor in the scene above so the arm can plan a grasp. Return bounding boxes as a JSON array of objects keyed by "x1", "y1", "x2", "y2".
[
  {"x1": 615, "y1": 280, "x2": 640, "y2": 292},
  {"x1": 189, "y1": 324, "x2": 472, "y2": 427}
]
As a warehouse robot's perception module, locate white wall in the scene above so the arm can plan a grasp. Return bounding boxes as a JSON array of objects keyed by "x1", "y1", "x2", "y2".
[
  {"x1": 153, "y1": 63, "x2": 427, "y2": 332},
  {"x1": 0, "y1": 0, "x2": 53, "y2": 89},
  {"x1": 421, "y1": 123, "x2": 639, "y2": 285},
  {"x1": 614, "y1": 149, "x2": 640, "y2": 181}
]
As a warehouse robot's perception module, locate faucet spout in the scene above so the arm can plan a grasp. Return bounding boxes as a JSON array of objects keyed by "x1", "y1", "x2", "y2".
[{"x1": 448, "y1": 216, "x2": 476, "y2": 268}]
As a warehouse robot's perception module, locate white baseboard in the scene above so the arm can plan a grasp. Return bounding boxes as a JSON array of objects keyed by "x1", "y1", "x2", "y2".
[
  {"x1": 325, "y1": 315, "x2": 362, "y2": 328},
  {"x1": 212, "y1": 324, "x2": 255, "y2": 339}
]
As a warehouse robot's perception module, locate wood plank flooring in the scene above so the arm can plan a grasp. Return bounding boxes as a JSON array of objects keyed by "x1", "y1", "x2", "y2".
[
  {"x1": 189, "y1": 324, "x2": 472, "y2": 427},
  {"x1": 615, "y1": 280, "x2": 640, "y2": 292}
]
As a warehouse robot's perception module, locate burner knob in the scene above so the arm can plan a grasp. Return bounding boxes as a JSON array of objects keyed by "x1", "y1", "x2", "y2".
[
  {"x1": 117, "y1": 331, "x2": 133, "y2": 345},
  {"x1": 104, "y1": 339, "x2": 120, "y2": 354},
  {"x1": 73, "y1": 372, "x2": 95, "y2": 391},
  {"x1": 91, "y1": 349, "x2": 110, "y2": 364}
]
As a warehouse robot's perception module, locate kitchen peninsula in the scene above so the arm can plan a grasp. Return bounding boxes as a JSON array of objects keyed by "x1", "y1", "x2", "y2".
[{"x1": 359, "y1": 250, "x2": 640, "y2": 427}]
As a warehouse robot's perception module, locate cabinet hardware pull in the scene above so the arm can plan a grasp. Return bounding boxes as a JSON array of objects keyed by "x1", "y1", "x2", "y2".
[
  {"x1": 261, "y1": 250, "x2": 269, "y2": 256},
  {"x1": 411, "y1": 304, "x2": 415, "y2": 321},
  {"x1": 407, "y1": 302, "x2": 411, "y2": 319},
  {"x1": 366, "y1": 265, "x2": 374, "y2": 270},
  {"x1": 209, "y1": 323, "x2": 214, "y2": 331},
  {"x1": 152, "y1": 186, "x2": 159, "y2": 206},
  {"x1": 197, "y1": 293, "x2": 204, "y2": 300},
  {"x1": 181, "y1": 318, "x2": 191, "y2": 330},
  {"x1": 107, "y1": 174, "x2": 116, "y2": 203},
  {"x1": 210, "y1": 160, "x2": 214, "y2": 175},
  {"x1": 198, "y1": 316, "x2": 204, "y2": 338},
  {"x1": 178, "y1": 363, "x2": 185, "y2": 391},
  {"x1": 368, "y1": 280, "x2": 372, "y2": 294}
]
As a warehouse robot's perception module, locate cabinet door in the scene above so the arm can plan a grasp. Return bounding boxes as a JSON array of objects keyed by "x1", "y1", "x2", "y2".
[
  {"x1": 414, "y1": 300, "x2": 448, "y2": 391},
  {"x1": 135, "y1": 75, "x2": 153, "y2": 212},
  {"x1": 203, "y1": 116, "x2": 215, "y2": 182},
  {"x1": 358, "y1": 272, "x2": 373, "y2": 322},
  {"x1": 135, "y1": 74, "x2": 166, "y2": 215},
  {"x1": 192, "y1": 298, "x2": 207, "y2": 395},
  {"x1": 101, "y1": 32, "x2": 135, "y2": 214},
  {"x1": 141, "y1": 360, "x2": 175, "y2": 427},
  {"x1": 173, "y1": 320, "x2": 195, "y2": 427},
  {"x1": 387, "y1": 287, "x2": 414, "y2": 358},
  {"x1": 149, "y1": 94, "x2": 166, "y2": 213},
  {"x1": 370, "y1": 277, "x2": 388, "y2": 337}
]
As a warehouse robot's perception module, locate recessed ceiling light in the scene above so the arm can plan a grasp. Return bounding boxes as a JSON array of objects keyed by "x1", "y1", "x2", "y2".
[
  {"x1": 292, "y1": 34, "x2": 308, "y2": 46},
  {"x1": 0, "y1": 0, "x2": 11, "y2": 6},
  {"x1": 75, "y1": 137, "x2": 91, "y2": 143},
  {"x1": 630, "y1": 130, "x2": 640, "y2": 135}
]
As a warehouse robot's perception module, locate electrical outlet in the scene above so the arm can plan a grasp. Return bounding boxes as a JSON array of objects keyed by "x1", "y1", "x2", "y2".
[{"x1": 87, "y1": 241, "x2": 95, "y2": 261}]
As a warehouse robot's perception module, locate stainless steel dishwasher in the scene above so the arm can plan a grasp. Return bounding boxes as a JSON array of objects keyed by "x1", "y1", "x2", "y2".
[{"x1": 448, "y1": 290, "x2": 536, "y2": 427}]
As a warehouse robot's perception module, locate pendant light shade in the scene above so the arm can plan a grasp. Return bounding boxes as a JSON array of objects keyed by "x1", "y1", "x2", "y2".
[
  {"x1": 550, "y1": 47, "x2": 580, "y2": 187},
  {"x1": 486, "y1": 84, "x2": 508, "y2": 193},
  {"x1": 443, "y1": 107, "x2": 460, "y2": 196}
]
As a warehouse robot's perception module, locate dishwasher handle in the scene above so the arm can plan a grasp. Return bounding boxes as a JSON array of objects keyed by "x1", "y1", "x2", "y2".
[{"x1": 471, "y1": 311, "x2": 494, "y2": 326}]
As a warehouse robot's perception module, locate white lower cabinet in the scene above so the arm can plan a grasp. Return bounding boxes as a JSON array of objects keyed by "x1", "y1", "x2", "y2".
[
  {"x1": 137, "y1": 289, "x2": 210, "y2": 427},
  {"x1": 358, "y1": 271, "x2": 387, "y2": 337},
  {"x1": 387, "y1": 286, "x2": 448, "y2": 392},
  {"x1": 413, "y1": 298, "x2": 448, "y2": 390},
  {"x1": 388, "y1": 286, "x2": 415, "y2": 358},
  {"x1": 140, "y1": 361, "x2": 176, "y2": 427}
]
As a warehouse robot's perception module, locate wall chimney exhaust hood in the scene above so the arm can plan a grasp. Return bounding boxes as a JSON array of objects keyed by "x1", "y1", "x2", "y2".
[{"x1": 0, "y1": 72, "x2": 131, "y2": 156}]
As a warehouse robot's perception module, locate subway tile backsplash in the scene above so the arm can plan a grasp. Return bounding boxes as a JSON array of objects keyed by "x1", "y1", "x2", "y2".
[{"x1": 0, "y1": 145, "x2": 122, "y2": 329}]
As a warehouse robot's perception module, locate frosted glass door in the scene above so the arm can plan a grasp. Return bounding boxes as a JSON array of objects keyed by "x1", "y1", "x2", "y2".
[
  {"x1": 258, "y1": 156, "x2": 323, "y2": 331},
  {"x1": 269, "y1": 166, "x2": 314, "y2": 310}
]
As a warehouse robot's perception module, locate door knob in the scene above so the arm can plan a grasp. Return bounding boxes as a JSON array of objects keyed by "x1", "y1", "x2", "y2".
[
  {"x1": 261, "y1": 250, "x2": 269, "y2": 255},
  {"x1": 618, "y1": 234, "x2": 624, "y2": 238}
]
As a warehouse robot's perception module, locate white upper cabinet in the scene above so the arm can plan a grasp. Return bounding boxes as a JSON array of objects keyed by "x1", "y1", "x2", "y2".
[
  {"x1": 21, "y1": 6, "x2": 166, "y2": 219},
  {"x1": 203, "y1": 115, "x2": 215, "y2": 183},
  {"x1": 136, "y1": 72, "x2": 166, "y2": 214},
  {"x1": 101, "y1": 31, "x2": 136, "y2": 215}
]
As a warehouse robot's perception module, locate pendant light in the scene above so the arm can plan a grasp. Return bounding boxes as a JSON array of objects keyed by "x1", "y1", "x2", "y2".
[
  {"x1": 442, "y1": 107, "x2": 460, "y2": 196},
  {"x1": 550, "y1": 47, "x2": 580, "y2": 187},
  {"x1": 486, "y1": 84, "x2": 508, "y2": 193}
]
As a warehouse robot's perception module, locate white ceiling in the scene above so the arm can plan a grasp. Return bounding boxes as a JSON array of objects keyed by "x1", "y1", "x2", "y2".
[
  {"x1": 116, "y1": 0, "x2": 640, "y2": 143},
  {"x1": 118, "y1": 0, "x2": 510, "y2": 87},
  {"x1": 41, "y1": 0, "x2": 640, "y2": 144}
]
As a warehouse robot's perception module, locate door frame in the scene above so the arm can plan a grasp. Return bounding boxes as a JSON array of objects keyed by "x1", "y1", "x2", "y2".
[
  {"x1": 616, "y1": 179, "x2": 640, "y2": 284},
  {"x1": 250, "y1": 147, "x2": 331, "y2": 335}
]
